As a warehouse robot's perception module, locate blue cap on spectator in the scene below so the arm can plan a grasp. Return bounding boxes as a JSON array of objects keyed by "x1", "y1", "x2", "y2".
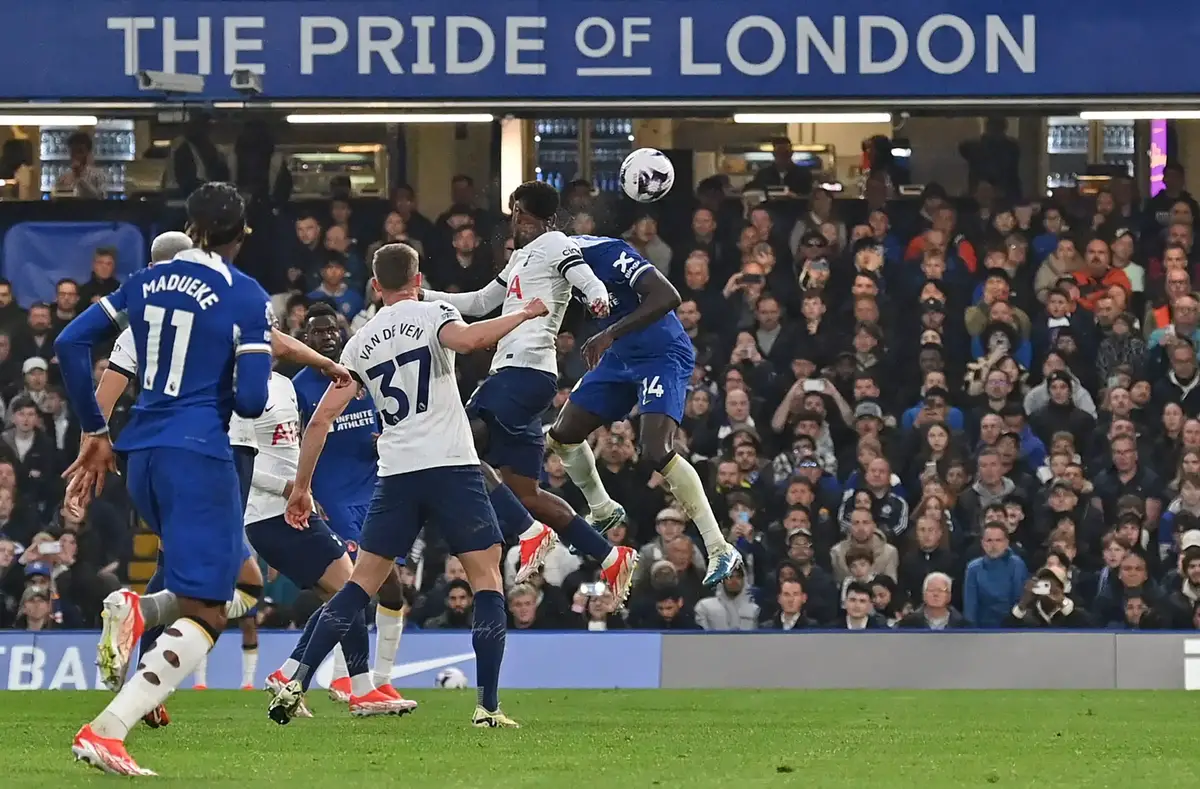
[{"x1": 25, "y1": 561, "x2": 50, "y2": 577}]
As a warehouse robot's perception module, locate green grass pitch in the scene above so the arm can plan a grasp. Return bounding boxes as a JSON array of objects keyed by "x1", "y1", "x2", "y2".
[{"x1": 4, "y1": 689, "x2": 1200, "y2": 787}]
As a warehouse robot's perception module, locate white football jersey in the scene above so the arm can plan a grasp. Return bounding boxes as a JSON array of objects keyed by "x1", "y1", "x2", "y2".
[
  {"x1": 340, "y1": 299, "x2": 478, "y2": 476},
  {"x1": 244, "y1": 373, "x2": 302, "y2": 524},
  {"x1": 109, "y1": 326, "x2": 257, "y2": 448},
  {"x1": 492, "y1": 230, "x2": 583, "y2": 377}
]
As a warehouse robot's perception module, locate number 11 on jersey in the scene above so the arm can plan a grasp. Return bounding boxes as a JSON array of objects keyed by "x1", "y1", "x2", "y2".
[{"x1": 143, "y1": 305, "x2": 195, "y2": 396}]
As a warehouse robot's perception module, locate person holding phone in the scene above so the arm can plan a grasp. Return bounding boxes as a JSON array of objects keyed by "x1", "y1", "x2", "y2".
[{"x1": 1005, "y1": 566, "x2": 1092, "y2": 627}]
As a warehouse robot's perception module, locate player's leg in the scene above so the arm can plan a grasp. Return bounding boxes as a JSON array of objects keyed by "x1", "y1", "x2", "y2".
[
  {"x1": 633, "y1": 351, "x2": 741, "y2": 586},
  {"x1": 239, "y1": 617, "x2": 258, "y2": 690},
  {"x1": 268, "y1": 478, "x2": 420, "y2": 724},
  {"x1": 428, "y1": 465, "x2": 516, "y2": 727},
  {"x1": 373, "y1": 564, "x2": 408, "y2": 694},
  {"x1": 74, "y1": 450, "x2": 243, "y2": 776},
  {"x1": 547, "y1": 399, "x2": 624, "y2": 530}
]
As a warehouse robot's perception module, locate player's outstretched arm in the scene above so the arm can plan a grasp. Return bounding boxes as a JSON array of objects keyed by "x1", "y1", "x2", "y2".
[
  {"x1": 270, "y1": 328, "x2": 353, "y2": 387},
  {"x1": 287, "y1": 380, "x2": 357, "y2": 527},
  {"x1": 94, "y1": 369, "x2": 130, "y2": 422},
  {"x1": 233, "y1": 348, "x2": 272, "y2": 418},
  {"x1": 580, "y1": 268, "x2": 681, "y2": 367},
  {"x1": 562, "y1": 259, "x2": 611, "y2": 316},
  {"x1": 421, "y1": 278, "x2": 507, "y2": 316},
  {"x1": 437, "y1": 298, "x2": 549, "y2": 353}
]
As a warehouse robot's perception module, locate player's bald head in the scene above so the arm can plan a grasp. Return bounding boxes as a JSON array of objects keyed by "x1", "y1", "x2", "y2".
[
  {"x1": 372, "y1": 243, "x2": 421, "y2": 291},
  {"x1": 150, "y1": 231, "x2": 193, "y2": 264}
]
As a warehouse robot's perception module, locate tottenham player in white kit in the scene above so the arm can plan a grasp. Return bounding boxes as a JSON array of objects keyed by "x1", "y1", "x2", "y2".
[
  {"x1": 90, "y1": 231, "x2": 353, "y2": 727},
  {"x1": 421, "y1": 181, "x2": 639, "y2": 602},
  {"x1": 269, "y1": 242, "x2": 546, "y2": 728},
  {"x1": 245, "y1": 367, "x2": 416, "y2": 716}
]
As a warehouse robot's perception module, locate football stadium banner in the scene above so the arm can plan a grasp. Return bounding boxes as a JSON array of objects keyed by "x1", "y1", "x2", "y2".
[
  {"x1": 0, "y1": 631, "x2": 662, "y2": 690},
  {"x1": 0, "y1": 0, "x2": 1196, "y2": 101}
]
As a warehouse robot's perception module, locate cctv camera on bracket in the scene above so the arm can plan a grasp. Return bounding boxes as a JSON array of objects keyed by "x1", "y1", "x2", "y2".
[
  {"x1": 230, "y1": 69, "x2": 263, "y2": 97},
  {"x1": 137, "y1": 70, "x2": 205, "y2": 95}
]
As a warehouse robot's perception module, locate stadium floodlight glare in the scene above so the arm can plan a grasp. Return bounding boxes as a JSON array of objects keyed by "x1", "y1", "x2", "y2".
[
  {"x1": 733, "y1": 112, "x2": 892, "y2": 124},
  {"x1": 285, "y1": 113, "x2": 494, "y2": 124},
  {"x1": 0, "y1": 115, "x2": 98, "y2": 126},
  {"x1": 1080, "y1": 110, "x2": 1200, "y2": 120}
]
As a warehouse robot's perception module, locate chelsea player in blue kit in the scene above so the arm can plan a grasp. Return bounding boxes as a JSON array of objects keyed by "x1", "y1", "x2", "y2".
[
  {"x1": 281, "y1": 302, "x2": 413, "y2": 702},
  {"x1": 546, "y1": 236, "x2": 741, "y2": 585},
  {"x1": 56, "y1": 183, "x2": 275, "y2": 777}
]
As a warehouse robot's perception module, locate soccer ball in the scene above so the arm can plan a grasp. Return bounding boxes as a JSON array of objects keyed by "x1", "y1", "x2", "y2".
[
  {"x1": 435, "y1": 667, "x2": 468, "y2": 689},
  {"x1": 620, "y1": 148, "x2": 675, "y2": 203}
]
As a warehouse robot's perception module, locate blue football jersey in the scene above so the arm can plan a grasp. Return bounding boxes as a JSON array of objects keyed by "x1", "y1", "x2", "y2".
[
  {"x1": 572, "y1": 235, "x2": 688, "y2": 355},
  {"x1": 293, "y1": 365, "x2": 379, "y2": 512},
  {"x1": 97, "y1": 249, "x2": 273, "y2": 459}
]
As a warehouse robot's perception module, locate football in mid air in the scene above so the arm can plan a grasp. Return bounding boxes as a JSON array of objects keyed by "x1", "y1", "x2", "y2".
[
  {"x1": 434, "y1": 667, "x2": 468, "y2": 688},
  {"x1": 620, "y1": 148, "x2": 675, "y2": 203}
]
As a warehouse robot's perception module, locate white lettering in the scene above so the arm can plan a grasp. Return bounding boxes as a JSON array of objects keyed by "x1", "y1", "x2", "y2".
[
  {"x1": 859, "y1": 15, "x2": 908, "y2": 75},
  {"x1": 680, "y1": 18, "x2": 720, "y2": 75},
  {"x1": 300, "y1": 16, "x2": 349, "y2": 75},
  {"x1": 727, "y1": 16, "x2": 785, "y2": 77},
  {"x1": 184, "y1": 277, "x2": 201, "y2": 297},
  {"x1": 986, "y1": 15, "x2": 1036, "y2": 74},
  {"x1": 797, "y1": 17, "x2": 846, "y2": 74},
  {"x1": 223, "y1": 17, "x2": 265, "y2": 75},
  {"x1": 163, "y1": 17, "x2": 212, "y2": 75},
  {"x1": 358, "y1": 17, "x2": 404, "y2": 75},
  {"x1": 107, "y1": 17, "x2": 156, "y2": 76},
  {"x1": 8, "y1": 646, "x2": 43, "y2": 690},
  {"x1": 576, "y1": 17, "x2": 616, "y2": 59},
  {"x1": 412, "y1": 17, "x2": 437, "y2": 75},
  {"x1": 623, "y1": 18, "x2": 651, "y2": 58},
  {"x1": 49, "y1": 648, "x2": 89, "y2": 690},
  {"x1": 917, "y1": 14, "x2": 974, "y2": 75},
  {"x1": 446, "y1": 17, "x2": 494, "y2": 75},
  {"x1": 506, "y1": 17, "x2": 546, "y2": 75}
]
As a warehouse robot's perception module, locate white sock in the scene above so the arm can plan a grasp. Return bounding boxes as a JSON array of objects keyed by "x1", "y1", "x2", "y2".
[
  {"x1": 280, "y1": 658, "x2": 299, "y2": 679},
  {"x1": 350, "y1": 672, "x2": 374, "y2": 697},
  {"x1": 519, "y1": 522, "x2": 545, "y2": 541},
  {"x1": 661, "y1": 455, "x2": 727, "y2": 554},
  {"x1": 372, "y1": 607, "x2": 405, "y2": 688},
  {"x1": 553, "y1": 439, "x2": 613, "y2": 513},
  {"x1": 138, "y1": 591, "x2": 179, "y2": 629},
  {"x1": 92, "y1": 618, "x2": 212, "y2": 740},
  {"x1": 193, "y1": 653, "x2": 208, "y2": 686},
  {"x1": 332, "y1": 644, "x2": 349, "y2": 681},
  {"x1": 225, "y1": 588, "x2": 256, "y2": 619},
  {"x1": 242, "y1": 647, "x2": 258, "y2": 687}
]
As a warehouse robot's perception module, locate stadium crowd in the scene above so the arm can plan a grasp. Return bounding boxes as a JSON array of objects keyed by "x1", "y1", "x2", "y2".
[{"x1": 8, "y1": 147, "x2": 1200, "y2": 636}]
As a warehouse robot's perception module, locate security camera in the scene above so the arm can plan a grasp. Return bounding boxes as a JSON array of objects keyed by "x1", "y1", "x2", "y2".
[
  {"x1": 136, "y1": 70, "x2": 205, "y2": 95},
  {"x1": 230, "y1": 69, "x2": 263, "y2": 97}
]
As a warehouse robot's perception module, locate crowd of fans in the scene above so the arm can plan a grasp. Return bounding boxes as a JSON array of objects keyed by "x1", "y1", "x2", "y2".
[{"x1": 9, "y1": 145, "x2": 1200, "y2": 638}]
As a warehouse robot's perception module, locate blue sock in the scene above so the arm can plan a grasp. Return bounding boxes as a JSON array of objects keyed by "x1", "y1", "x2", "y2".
[
  {"x1": 340, "y1": 611, "x2": 370, "y2": 680},
  {"x1": 288, "y1": 604, "x2": 324, "y2": 663},
  {"x1": 471, "y1": 590, "x2": 506, "y2": 712},
  {"x1": 296, "y1": 582, "x2": 370, "y2": 691},
  {"x1": 489, "y1": 484, "x2": 534, "y2": 541},
  {"x1": 138, "y1": 551, "x2": 167, "y2": 659},
  {"x1": 560, "y1": 516, "x2": 613, "y2": 562}
]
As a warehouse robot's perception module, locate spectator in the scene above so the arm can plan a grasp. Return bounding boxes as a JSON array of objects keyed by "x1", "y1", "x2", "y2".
[
  {"x1": 896, "y1": 572, "x2": 967, "y2": 629},
  {"x1": 750, "y1": 137, "x2": 813, "y2": 198},
  {"x1": 963, "y1": 522, "x2": 1029, "y2": 627},
  {"x1": 634, "y1": 509, "x2": 705, "y2": 588},
  {"x1": 422, "y1": 579, "x2": 474, "y2": 630},
  {"x1": 13, "y1": 585, "x2": 55, "y2": 630},
  {"x1": 1005, "y1": 566, "x2": 1093, "y2": 628},
  {"x1": 51, "y1": 278, "x2": 80, "y2": 332},
  {"x1": 632, "y1": 586, "x2": 698, "y2": 630},
  {"x1": 307, "y1": 257, "x2": 364, "y2": 323},
  {"x1": 506, "y1": 583, "x2": 553, "y2": 630},
  {"x1": 828, "y1": 580, "x2": 886, "y2": 629},
  {"x1": 52, "y1": 131, "x2": 106, "y2": 199},
  {"x1": 759, "y1": 576, "x2": 816, "y2": 629},
  {"x1": 14, "y1": 305, "x2": 56, "y2": 370},
  {"x1": 694, "y1": 565, "x2": 759, "y2": 630},
  {"x1": 322, "y1": 224, "x2": 368, "y2": 291},
  {"x1": 830, "y1": 507, "x2": 899, "y2": 585},
  {"x1": 76, "y1": 248, "x2": 120, "y2": 305}
]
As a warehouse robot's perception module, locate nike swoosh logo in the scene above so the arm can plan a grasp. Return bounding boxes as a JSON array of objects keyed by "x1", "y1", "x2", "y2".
[
  {"x1": 313, "y1": 651, "x2": 475, "y2": 688},
  {"x1": 390, "y1": 652, "x2": 476, "y2": 680}
]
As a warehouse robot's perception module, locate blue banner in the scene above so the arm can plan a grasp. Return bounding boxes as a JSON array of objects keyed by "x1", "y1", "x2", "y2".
[
  {"x1": 3, "y1": 222, "x2": 146, "y2": 308},
  {"x1": 0, "y1": 1, "x2": 1193, "y2": 101},
  {"x1": 0, "y1": 631, "x2": 662, "y2": 690}
]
